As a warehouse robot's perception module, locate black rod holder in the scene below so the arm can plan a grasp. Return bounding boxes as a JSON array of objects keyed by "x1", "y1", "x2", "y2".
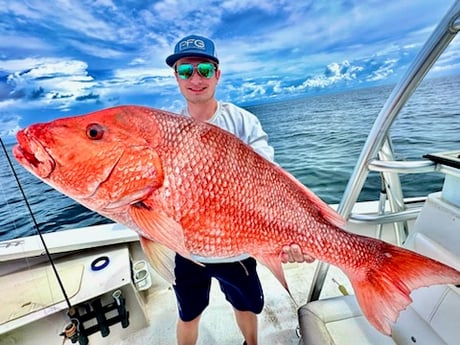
[
  {"x1": 91, "y1": 298, "x2": 110, "y2": 337},
  {"x1": 112, "y1": 289, "x2": 130, "y2": 328},
  {"x1": 61, "y1": 289, "x2": 130, "y2": 344}
]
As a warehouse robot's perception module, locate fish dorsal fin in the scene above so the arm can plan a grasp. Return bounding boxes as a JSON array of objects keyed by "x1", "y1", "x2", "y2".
[
  {"x1": 139, "y1": 237, "x2": 176, "y2": 285},
  {"x1": 129, "y1": 204, "x2": 191, "y2": 260},
  {"x1": 275, "y1": 165, "x2": 346, "y2": 228}
]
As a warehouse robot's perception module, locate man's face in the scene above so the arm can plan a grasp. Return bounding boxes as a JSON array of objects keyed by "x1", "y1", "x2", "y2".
[{"x1": 174, "y1": 57, "x2": 220, "y2": 104}]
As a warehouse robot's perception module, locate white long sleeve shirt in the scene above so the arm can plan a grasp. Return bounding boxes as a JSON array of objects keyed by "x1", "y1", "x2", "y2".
[{"x1": 181, "y1": 101, "x2": 275, "y2": 162}]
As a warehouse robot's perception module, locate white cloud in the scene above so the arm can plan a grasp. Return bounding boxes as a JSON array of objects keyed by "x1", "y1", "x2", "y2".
[
  {"x1": 66, "y1": 39, "x2": 125, "y2": 59},
  {"x1": 0, "y1": 113, "x2": 22, "y2": 137},
  {"x1": 430, "y1": 38, "x2": 460, "y2": 74},
  {"x1": 0, "y1": 35, "x2": 52, "y2": 52},
  {"x1": 2, "y1": 58, "x2": 98, "y2": 110},
  {"x1": 366, "y1": 59, "x2": 397, "y2": 82},
  {"x1": 113, "y1": 66, "x2": 171, "y2": 80}
]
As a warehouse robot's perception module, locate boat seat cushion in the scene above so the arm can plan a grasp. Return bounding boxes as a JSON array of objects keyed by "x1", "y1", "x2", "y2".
[{"x1": 297, "y1": 294, "x2": 395, "y2": 345}]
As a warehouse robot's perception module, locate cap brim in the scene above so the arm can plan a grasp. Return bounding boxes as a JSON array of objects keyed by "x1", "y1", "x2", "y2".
[{"x1": 166, "y1": 52, "x2": 219, "y2": 67}]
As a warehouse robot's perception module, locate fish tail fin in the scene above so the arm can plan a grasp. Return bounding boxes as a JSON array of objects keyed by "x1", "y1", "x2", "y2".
[{"x1": 348, "y1": 242, "x2": 460, "y2": 335}]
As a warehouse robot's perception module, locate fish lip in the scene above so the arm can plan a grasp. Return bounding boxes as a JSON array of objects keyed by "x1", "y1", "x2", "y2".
[{"x1": 13, "y1": 129, "x2": 55, "y2": 178}]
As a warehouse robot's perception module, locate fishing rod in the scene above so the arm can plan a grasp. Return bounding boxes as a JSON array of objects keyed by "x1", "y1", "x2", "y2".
[{"x1": 0, "y1": 136, "x2": 73, "y2": 310}]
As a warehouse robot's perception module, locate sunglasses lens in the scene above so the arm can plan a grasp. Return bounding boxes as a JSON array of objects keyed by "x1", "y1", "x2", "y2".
[
  {"x1": 177, "y1": 63, "x2": 216, "y2": 79},
  {"x1": 177, "y1": 64, "x2": 194, "y2": 79},
  {"x1": 197, "y1": 63, "x2": 215, "y2": 78}
]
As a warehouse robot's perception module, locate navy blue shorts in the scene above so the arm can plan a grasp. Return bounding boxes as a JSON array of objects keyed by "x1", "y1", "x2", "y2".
[{"x1": 173, "y1": 255, "x2": 264, "y2": 322}]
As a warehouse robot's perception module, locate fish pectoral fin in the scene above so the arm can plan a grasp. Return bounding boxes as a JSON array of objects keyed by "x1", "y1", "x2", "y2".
[
  {"x1": 139, "y1": 237, "x2": 176, "y2": 285},
  {"x1": 129, "y1": 204, "x2": 190, "y2": 259},
  {"x1": 256, "y1": 253, "x2": 290, "y2": 294}
]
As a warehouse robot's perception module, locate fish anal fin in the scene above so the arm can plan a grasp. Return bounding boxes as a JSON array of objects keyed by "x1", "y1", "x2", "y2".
[
  {"x1": 348, "y1": 241, "x2": 460, "y2": 335},
  {"x1": 139, "y1": 237, "x2": 176, "y2": 285},
  {"x1": 256, "y1": 253, "x2": 290, "y2": 294}
]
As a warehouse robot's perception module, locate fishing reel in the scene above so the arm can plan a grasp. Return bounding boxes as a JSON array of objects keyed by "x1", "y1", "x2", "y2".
[{"x1": 60, "y1": 313, "x2": 84, "y2": 344}]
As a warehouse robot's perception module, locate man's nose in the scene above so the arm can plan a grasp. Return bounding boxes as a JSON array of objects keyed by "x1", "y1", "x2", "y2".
[{"x1": 189, "y1": 70, "x2": 203, "y2": 82}]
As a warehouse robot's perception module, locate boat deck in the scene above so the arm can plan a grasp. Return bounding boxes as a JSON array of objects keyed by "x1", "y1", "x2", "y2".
[{"x1": 114, "y1": 259, "x2": 352, "y2": 345}]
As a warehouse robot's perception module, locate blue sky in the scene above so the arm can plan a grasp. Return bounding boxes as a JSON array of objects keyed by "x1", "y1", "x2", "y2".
[{"x1": 1, "y1": 0, "x2": 459, "y2": 141}]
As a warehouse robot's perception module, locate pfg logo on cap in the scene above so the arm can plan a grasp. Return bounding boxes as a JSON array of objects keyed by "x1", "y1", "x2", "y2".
[
  {"x1": 179, "y1": 38, "x2": 206, "y2": 51},
  {"x1": 166, "y1": 35, "x2": 219, "y2": 67}
]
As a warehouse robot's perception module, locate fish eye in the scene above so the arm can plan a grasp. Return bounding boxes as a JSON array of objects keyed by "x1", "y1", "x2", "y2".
[{"x1": 86, "y1": 123, "x2": 104, "y2": 140}]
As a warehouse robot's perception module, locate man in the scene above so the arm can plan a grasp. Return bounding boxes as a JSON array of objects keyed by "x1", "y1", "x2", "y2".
[{"x1": 166, "y1": 34, "x2": 309, "y2": 345}]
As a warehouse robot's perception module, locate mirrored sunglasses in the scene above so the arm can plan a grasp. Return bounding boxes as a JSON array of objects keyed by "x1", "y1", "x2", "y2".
[{"x1": 176, "y1": 62, "x2": 217, "y2": 80}]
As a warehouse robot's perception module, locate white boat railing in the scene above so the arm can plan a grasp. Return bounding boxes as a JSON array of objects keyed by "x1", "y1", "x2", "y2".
[{"x1": 307, "y1": 0, "x2": 460, "y2": 303}]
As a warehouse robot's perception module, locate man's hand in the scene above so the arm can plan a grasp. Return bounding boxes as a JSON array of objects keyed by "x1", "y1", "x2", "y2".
[{"x1": 281, "y1": 244, "x2": 315, "y2": 263}]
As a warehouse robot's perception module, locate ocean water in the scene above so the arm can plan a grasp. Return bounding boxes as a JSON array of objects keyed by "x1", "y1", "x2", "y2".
[{"x1": 0, "y1": 75, "x2": 459, "y2": 241}]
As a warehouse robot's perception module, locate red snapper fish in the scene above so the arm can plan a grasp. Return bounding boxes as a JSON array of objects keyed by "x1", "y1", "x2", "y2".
[{"x1": 13, "y1": 105, "x2": 460, "y2": 335}]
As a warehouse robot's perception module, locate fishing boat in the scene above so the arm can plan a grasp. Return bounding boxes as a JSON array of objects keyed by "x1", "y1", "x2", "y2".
[{"x1": 1, "y1": 2, "x2": 459, "y2": 345}]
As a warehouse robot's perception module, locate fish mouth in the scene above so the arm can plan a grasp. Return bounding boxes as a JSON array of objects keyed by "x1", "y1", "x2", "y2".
[{"x1": 13, "y1": 128, "x2": 56, "y2": 178}]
